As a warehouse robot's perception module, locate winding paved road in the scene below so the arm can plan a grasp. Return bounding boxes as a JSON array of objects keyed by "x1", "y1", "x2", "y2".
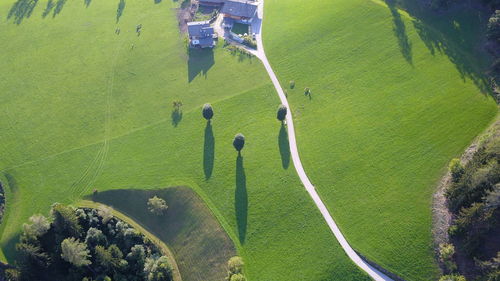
[{"x1": 250, "y1": 2, "x2": 395, "y2": 280}]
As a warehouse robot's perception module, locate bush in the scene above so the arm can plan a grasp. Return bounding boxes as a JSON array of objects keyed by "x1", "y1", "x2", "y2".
[
  {"x1": 98, "y1": 206, "x2": 113, "y2": 224},
  {"x1": 242, "y1": 36, "x2": 257, "y2": 49},
  {"x1": 227, "y1": 256, "x2": 245, "y2": 281},
  {"x1": 85, "y1": 227, "x2": 107, "y2": 248},
  {"x1": 23, "y1": 214, "x2": 50, "y2": 238},
  {"x1": 449, "y1": 203, "x2": 495, "y2": 255},
  {"x1": 147, "y1": 196, "x2": 168, "y2": 216},
  {"x1": 439, "y1": 274, "x2": 466, "y2": 281},
  {"x1": 289, "y1": 80, "x2": 295, "y2": 89},
  {"x1": 51, "y1": 203, "x2": 82, "y2": 239},
  {"x1": 304, "y1": 87, "x2": 311, "y2": 95},
  {"x1": 202, "y1": 103, "x2": 214, "y2": 121},
  {"x1": 439, "y1": 243, "x2": 457, "y2": 272},
  {"x1": 449, "y1": 158, "x2": 464, "y2": 182},
  {"x1": 487, "y1": 10, "x2": 500, "y2": 43},
  {"x1": 144, "y1": 256, "x2": 173, "y2": 281},
  {"x1": 230, "y1": 274, "x2": 246, "y2": 281},
  {"x1": 277, "y1": 104, "x2": 287, "y2": 122},
  {"x1": 233, "y1": 134, "x2": 245, "y2": 152}
]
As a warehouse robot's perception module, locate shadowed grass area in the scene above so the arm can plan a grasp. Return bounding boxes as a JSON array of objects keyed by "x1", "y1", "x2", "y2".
[
  {"x1": 264, "y1": 0, "x2": 498, "y2": 280},
  {"x1": 88, "y1": 187, "x2": 233, "y2": 281}
]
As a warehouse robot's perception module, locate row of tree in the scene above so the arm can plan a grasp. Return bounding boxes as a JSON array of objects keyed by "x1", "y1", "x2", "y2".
[{"x1": 201, "y1": 103, "x2": 288, "y2": 153}]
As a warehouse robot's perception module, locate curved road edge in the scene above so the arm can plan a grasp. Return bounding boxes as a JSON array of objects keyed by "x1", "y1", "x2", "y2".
[{"x1": 252, "y1": 2, "x2": 394, "y2": 280}]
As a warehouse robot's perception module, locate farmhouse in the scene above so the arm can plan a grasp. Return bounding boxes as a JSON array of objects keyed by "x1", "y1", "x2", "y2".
[
  {"x1": 221, "y1": 0, "x2": 258, "y2": 23},
  {"x1": 187, "y1": 21, "x2": 216, "y2": 48}
]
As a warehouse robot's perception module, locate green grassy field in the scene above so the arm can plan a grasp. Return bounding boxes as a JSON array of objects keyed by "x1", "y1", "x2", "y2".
[
  {"x1": 86, "y1": 187, "x2": 236, "y2": 281},
  {"x1": 0, "y1": 0, "x2": 370, "y2": 280},
  {"x1": 264, "y1": 0, "x2": 498, "y2": 280}
]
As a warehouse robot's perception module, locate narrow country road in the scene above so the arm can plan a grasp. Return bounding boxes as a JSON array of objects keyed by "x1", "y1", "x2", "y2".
[{"x1": 250, "y1": 1, "x2": 394, "y2": 280}]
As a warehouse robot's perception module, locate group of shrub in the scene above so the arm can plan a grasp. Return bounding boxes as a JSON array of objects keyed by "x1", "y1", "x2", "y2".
[
  {"x1": 6, "y1": 203, "x2": 173, "y2": 281},
  {"x1": 226, "y1": 256, "x2": 246, "y2": 281},
  {"x1": 440, "y1": 133, "x2": 500, "y2": 280}
]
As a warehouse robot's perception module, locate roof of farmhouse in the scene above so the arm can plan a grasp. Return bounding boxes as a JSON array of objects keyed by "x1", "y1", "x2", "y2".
[
  {"x1": 199, "y1": 0, "x2": 226, "y2": 3},
  {"x1": 221, "y1": 0, "x2": 258, "y2": 18},
  {"x1": 187, "y1": 21, "x2": 214, "y2": 37}
]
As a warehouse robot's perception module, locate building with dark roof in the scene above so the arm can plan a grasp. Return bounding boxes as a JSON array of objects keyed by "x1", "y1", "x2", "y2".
[
  {"x1": 221, "y1": 0, "x2": 257, "y2": 23},
  {"x1": 199, "y1": 0, "x2": 225, "y2": 6},
  {"x1": 187, "y1": 21, "x2": 216, "y2": 48}
]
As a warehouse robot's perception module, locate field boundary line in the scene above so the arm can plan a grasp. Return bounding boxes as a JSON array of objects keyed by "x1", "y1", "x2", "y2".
[{"x1": 254, "y1": 1, "x2": 395, "y2": 280}]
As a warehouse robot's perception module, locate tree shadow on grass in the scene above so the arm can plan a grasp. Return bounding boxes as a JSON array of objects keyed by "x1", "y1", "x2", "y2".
[
  {"x1": 385, "y1": 0, "x2": 413, "y2": 65},
  {"x1": 7, "y1": 0, "x2": 39, "y2": 25},
  {"x1": 84, "y1": 0, "x2": 91, "y2": 7},
  {"x1": 42, "y1": 0, "x2": 54, "y2": 18},
  {"x1": 4, "y1": 172, "x2": 19, "y2": 193},
  {"x1": 235, "y1": 155, "x2": 247, "y2": 244},
  {"x1": 203, "y1": 122, "x2": 215, "y2": 180},
  {"x1": 278, "y1": 123, "x2": 290, "y2": 169},
  {"x1": 2, "y1": 233, "x2": 21, "y2": 263},
  {"x1": 171, "y1": 108, "x2": 183, "y2": 127},
  {"x1": 188, "y1": 48, "x2": 215, "y2": 83},
  {"x1": 52, "y1": 0, "x2": 67, "y2": 18},
  {"x1": 116, "y1": 0, "x2": 125, "y2": 23},
  {"x1": 392, "y1": 0, "x2": 493, "y2": 95}
]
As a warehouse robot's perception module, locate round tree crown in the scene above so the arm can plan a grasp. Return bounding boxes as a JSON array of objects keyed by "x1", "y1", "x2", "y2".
[
  {"x1": 202, "y1": 103, "x2": 214, "y2": 120},
  {"x1": 233, "y1": 133, "x2": 245, "y2": 152}
]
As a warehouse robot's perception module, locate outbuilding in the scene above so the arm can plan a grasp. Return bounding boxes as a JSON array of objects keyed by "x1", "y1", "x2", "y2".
[{"x1": 221, "y1": 0, "x2": 257, "y2": 24}]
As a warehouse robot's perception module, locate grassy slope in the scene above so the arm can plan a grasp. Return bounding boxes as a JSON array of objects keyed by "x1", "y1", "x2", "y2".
[
  {"x1": 0, "y1": 0, "x2": 369, "y2": 280},
  {"x1": 83, "y1": 187, "x2": 235, "y2": 281},
  {"x1": 264, "y1": 0, "x2": 498, "y2": 280}
]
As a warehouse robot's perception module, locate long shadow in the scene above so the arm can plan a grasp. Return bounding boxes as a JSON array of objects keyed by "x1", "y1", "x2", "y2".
[
  {"x1": 2, "y1": 233, "x2": 21, "y2": 263},
  {"x1": 235, "y1": 155, "x2": 247, "y2": 244},
  {"x1": 116, "y1": 0, "x2": 125, "y2": 23},
  {"x1": 42, "y1": 0, "x2": 54, "y2": 18},
  {"x1": 7, "y1": 0, "x2": 39, "y2": 25},
  {"x1": 386, "y1": 0, "x2": 413, "y2": 65},
  {"x1": 84, "y1": 0, "x2": 91, "y2": 7},
  {"x1": 203, "y1": 122, "x2": 215, "y2": 180},
  {"x1": 188, "y1": 48, "x2": 215, "y2": 83},
  {"x1": 394, "y1": 0, "x2": 493, "y2": 95},
  {"x1": 171, "y1": 108, "x2": 183, "y2": 127},
  {"x1": 52, "y1": 0, "x2": 67, "y2": 18},
  {"x1": 278, "y1": 123, "x2": 290, "y2": 169}
]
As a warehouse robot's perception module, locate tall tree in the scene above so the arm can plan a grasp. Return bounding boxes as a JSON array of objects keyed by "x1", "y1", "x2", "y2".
[
  {"x1": 51, "y1": 203, "x2": 82, "y2": 239},
  {"x1": 61, "y1": 238, "x2": 91, "y2": 267}
]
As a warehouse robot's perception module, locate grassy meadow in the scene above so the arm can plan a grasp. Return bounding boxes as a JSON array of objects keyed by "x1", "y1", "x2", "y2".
[
  {"x1": 0, "y1": 0, "x2": 369, "y2": 280},
  {"x1": 264, "y1": 0, "x2": 498, "y2": 280}
]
